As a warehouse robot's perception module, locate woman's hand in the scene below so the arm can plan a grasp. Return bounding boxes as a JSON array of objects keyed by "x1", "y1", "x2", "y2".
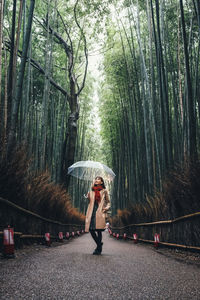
[{"x1": 84, "y1": 192, "x2": 90, "y2": 199}]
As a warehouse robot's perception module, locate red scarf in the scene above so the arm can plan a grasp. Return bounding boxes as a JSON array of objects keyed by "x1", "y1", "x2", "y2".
[{"x1": 92, "y1": 184, "x2": 104, "y2": 203}]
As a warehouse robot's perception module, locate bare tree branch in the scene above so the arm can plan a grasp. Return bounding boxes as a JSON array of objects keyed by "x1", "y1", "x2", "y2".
[
  {"x1": 73, "y1": 0, "x2": 88, "y2": 96},
  {"x1": 5, "y1": 42, "x2": 69, "y2": 99},
  {"x1": 57, "y1": 10, "x2": 74, "y2": 76}
]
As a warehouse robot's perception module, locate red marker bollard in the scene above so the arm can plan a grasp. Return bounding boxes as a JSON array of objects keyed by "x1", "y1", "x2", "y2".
[
  {"x1": 58, "y1": 232, "x2": 63, "y2": 242},
  {"x1": 154, "y1": 233, "x2": 160, "y2": 248},
  {"x1": 45, "y1": 233, "x2": 51, "y2": 247},
  {"x1": 71, "y1": 232, "x2": 75, "y2": 237},
  {"x1": 66, "y1": 232, "x2": 70, "y2": 239},
  {"x1": 133, "y1": 233, "x2": 138, "y2": 244},
  {"x1": 123, "y1": 233, "x2": 127, "y2": 240},
  {"x1": 3, "y1": 226, "x2": 15, "y2": 257},
  {"x1": 116, "y1": 233, "x2": 119, "y2": 240}
]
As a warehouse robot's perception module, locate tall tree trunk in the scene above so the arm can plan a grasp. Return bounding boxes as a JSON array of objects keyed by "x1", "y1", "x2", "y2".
[
  {"x1": 180, "y1": 0, "x2": 197, "y2": 160},
  {"x1": 8, "y1": 0, "x2": 35, "y2": 151},
  {"x1": 155, "y1": 0, "x2": 173, "y2": 168},
  {"x1": 48, "y1": 4, "x2": 88, "y2": 188},
  {"x1": 22, "y1": 32, "x2": 32, "y2": 140},
  {"x1": 40, "y1": 0, "x2": 51, "y2": 170},
  {"x1": 3, "y1": 47, "x2": 8, "y2": 137},
  {"x1": 7, "y1": 0, "x2": 17, "y2": 136},
  {"x1": 12, "y1": 0, "x2": 23, "y2": 101},
  {"x1": 64, "y1": 78, "x2": 79, "y2": 188},
  {"x1": 194, "y1": 0, "x2": 200, "y2": 37},
  {"x1": 0, "y1": 0, "x2": 4, "y2": 123}
]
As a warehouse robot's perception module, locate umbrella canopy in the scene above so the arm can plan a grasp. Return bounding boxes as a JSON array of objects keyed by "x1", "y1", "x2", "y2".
[{"x1": 67, "y1": 160, "x2": 116, "y2": 182}]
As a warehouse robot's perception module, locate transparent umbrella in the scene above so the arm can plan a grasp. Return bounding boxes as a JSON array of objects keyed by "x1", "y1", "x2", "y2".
[{"x1": 67, "y1": 160, "x2": 116, "y2": 182}]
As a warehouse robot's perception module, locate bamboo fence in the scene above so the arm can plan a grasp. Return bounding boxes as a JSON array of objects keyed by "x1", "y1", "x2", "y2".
[
  {"x1": 0, "y1": 196, "x2": 85, "y2": 249},
  {"x1": 110, "y1": 212, "x2": 200, "y2": 250}
]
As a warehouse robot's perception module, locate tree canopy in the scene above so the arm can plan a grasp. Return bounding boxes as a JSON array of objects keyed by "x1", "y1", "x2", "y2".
[{"x1": 0, "y1": 0, "x2": 200, "y2": 218}]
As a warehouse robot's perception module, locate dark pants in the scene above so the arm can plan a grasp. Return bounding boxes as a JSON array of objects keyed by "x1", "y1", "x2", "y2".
[{"x1": 89, "y1": 230, "x2": 102, "y2": 248}]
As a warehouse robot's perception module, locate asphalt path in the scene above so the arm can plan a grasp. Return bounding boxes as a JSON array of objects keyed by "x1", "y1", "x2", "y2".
[{"x1": 0, "y1": 232, "x2": 200, "y2": 300}]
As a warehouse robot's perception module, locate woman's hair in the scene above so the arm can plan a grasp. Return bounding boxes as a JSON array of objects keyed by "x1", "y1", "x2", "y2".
[{"x1": 94, "y1": 176, "x2": 106, "y2": 189}]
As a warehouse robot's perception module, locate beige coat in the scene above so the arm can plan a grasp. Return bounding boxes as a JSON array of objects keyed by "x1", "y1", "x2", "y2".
[{"x1": 85, "y1": 189, "x2": 111, "y2": 232}]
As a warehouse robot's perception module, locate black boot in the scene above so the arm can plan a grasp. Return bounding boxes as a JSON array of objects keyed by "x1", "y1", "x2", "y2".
[
  {"x1": 93, "y1": 246, "x2": 101, "y2": 255},
  {"x1": 93, "y1": 242, "x2": 103, "y2": 255},
  {"x1": 94, "y1": 242, "x2": 103, "y2": 255},
  {"x1": 98, "y1": 242, "x2": 103, "y2": 253},
  {"x1": 90, "y1": 230, "x2": 100, "y2": 254},
  {"x1": 96, "y1": 231, "x2": 103, "y2": 254}
]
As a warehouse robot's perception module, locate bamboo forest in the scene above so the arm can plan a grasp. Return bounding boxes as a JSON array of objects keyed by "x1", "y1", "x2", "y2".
[{"x1": 0, "y1": 0, "x2": 200, "y2": 228}]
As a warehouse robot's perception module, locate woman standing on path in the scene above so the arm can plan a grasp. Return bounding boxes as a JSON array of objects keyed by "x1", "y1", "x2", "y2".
[{"x1": 85, "y1": 176, "x2": 110, "y2": 255}]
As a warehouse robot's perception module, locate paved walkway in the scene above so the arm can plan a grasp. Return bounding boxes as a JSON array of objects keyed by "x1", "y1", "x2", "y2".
[{"x1": 0, "y1": 232, "x2": 200, "y2": 299}]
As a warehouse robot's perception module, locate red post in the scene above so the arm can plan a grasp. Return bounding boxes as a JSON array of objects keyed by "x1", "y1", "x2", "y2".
[
  {"x1": 116, "y1": 233, "x2": 119, "y2": 239},
  {"x1": 58, "y1": 232, "x2": 63, "y2": 242},
  {"x1": 123, "y1": 233, "x2": 127, "y2": 240},
  {"x1": 113, "y1": 232, "x2": 116, "y2": 237},
  {"x1": 77, "y1": 231, "x2": 80, "y2": 236},
  {"x1": 45, "y1": 233, "x2": 51, "y2": 247},
  {"x1": 133, "y1": 233, "x2": 138, "y2": 244},
  {"x1": 154, "y1": 233, "x2": 160, "y2": 248},
  {"x1": 71, "y1": 232, "x2": 75, "y2": 237},
  {"x1": 3, "y1": 226, "x2": 15, "y2": 257},
  {"x1": 66, "y1": 232, "x2": 70, "y2": 239}
]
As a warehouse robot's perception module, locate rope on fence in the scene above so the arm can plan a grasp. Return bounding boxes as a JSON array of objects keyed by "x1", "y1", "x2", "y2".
[
  {"x1": 0, "y1": 232, "x2": 84, "y2": 240},
  {"x1": 126, "y1": 236, "x2": 200, "y2": 251},
  {"x1": 111, "y1": 211, "x2": 200, "y2": 230},
  {"x1": 0, "y1": 231, "x2": 22, "y2": 236},
  {"x1": 0, "y1": 196, "x2": 84, "y2": 227}
]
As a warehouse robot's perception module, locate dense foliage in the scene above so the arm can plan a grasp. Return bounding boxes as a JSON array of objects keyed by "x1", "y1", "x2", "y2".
[
  {"x1": 0, "y1": 0, "x2": 109, "y2": 183},
  {"x1": 0, "y1": 0, "x2": 200, "y2": 223},
  {"x1": 99, "y1": 0, "x2": 200, "y2": 214},
  {"x1": 0, "y1": 0, "x2": 110, "y2": 221}
]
